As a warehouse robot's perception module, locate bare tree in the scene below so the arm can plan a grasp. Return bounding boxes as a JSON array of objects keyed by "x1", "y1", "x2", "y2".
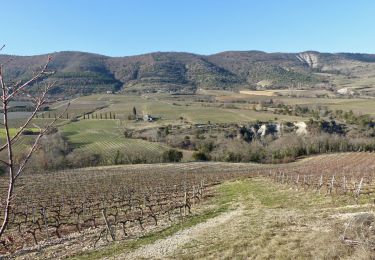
[{"x1": 0, "y1": 45, "x2": 69, "y2": 238}]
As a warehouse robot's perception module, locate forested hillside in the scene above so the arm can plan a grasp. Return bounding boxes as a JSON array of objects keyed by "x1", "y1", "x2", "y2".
[{"x1": 2, "y1": 50, "x2": 375, "y2": 95}]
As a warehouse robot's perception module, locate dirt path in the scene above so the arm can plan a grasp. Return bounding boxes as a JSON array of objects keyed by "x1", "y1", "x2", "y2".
[
  {"x1": 111, "y1": 207, "x2": 243, "y2": 259},
  {"x1": 52, "y1": 98, "x2": 78, "y2": 110}
]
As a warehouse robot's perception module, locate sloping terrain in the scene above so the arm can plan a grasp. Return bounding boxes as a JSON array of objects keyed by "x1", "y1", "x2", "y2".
[
  {"x1": 0, "y1": 52, "x2": 122, "y2": 95},
  {"x1": 4, "y1": 153, "x2": 375, "y2": 259},
  {"x1": 3, "y1": 50, "x2": 375, "y2": 95},
  {"x1": 34, "y1": 177, "x2": 374, "y2": 260}
]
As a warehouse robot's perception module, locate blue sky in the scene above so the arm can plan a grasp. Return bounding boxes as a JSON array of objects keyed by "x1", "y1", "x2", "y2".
[{"x1": 2, "y1": 0, "x2": 375, "y2": 56}]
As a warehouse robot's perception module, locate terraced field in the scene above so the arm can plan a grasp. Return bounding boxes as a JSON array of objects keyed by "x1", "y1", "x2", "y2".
[
  {"x1": 61, "y1": 119, "x2": 169, "y2": 163},
  {"x1": 0, "y1": 128, "x2": 38, "y2": 160},
  {"x1": 11, "y1": 135, "x2": 36, "y2": 155}
]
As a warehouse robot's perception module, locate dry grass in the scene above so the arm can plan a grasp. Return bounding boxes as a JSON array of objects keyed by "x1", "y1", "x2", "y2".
[
  {"x1": 16, "y1": 177, "x2": 375, "y2": 259},
  {"x1": 169, "y1": 179, "x2": 375, "y2": 259},
  {"x1": 239, "y1": 90, "x2": 276, "y2": 96}
]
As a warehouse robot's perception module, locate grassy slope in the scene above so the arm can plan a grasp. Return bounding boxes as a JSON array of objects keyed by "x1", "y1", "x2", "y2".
[
  {"x1": 0, "y1": 128, "x2": 38, "y2": 138},
  {"x1": 70, "y1": 178, "x2": 374, "y2": 259},
  {"x1": 60, "y1": 119, "x2": 168, "y2": 161},
  {"x1": 172, "y1": 179, "x2": 359, "y2": 259}
]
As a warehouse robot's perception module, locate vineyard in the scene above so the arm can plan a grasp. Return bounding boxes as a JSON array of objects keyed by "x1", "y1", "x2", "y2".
[
  {"x1": 60, "y1": 120, "x2": 169, "y2": 163},
  {"x1": 81, "y1": 138, "x2": 166, "y2": 158},
  {"x1": 0, "y1": 162, "x2": 263, "y2": 256},
  {"x1": 0, "y1": 135, "x2": 36, "y2": 163},
  {"x1": 267, "y1": 152, "x2": 375, "y2": 202},
  {"x1": 1, "y1": 152, "x2": 375, "y2": 257}
]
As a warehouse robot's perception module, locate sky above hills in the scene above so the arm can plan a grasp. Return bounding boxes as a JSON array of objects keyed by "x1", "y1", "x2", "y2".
[{"x1": 2, "y1": 0, "x2": 375, "y2": 56}]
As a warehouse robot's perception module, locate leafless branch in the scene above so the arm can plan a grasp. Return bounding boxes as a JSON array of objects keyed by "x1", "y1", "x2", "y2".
[
  {"x1": 0, "y1": 82, "x2": 55, "y2": 153},
  {"x1": 14, "y1": 102, "x2": 70, "y2": 180},
  {"x1": 0, "y1": 49, "x2": 69, "y2": 239},
  {"x1": 0, "y1": 159, "x2": 10, "y2": 167},
  {"x1": 6, "y1": 56, "x2": 52, "y2": 101}
]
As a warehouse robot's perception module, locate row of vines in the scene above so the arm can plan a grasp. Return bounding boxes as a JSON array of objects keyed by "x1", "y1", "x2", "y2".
[
  {"x1": 0, "y1": 162, "x2": 263, "y2": 254},
  {"x1": 2, "y1": 152, "x2": 375, "y2": 255}
]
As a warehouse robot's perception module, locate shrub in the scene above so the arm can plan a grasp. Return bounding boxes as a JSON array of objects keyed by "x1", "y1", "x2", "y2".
[
  {"x1": 66, "y1": 151, "x2": 102, "y2": 168},
  {"x1": 162, "y1": 149, "x2": 183, "y2": 162},
  {"x1": 192, "y1": 151, "x2": 210, "y2": 161},
  {"x1": 21, "y1": 129, "x2": 39, "y2": 135},
  {"x1": 224, "y1": 152, "x2": 243, "y2": 162}
]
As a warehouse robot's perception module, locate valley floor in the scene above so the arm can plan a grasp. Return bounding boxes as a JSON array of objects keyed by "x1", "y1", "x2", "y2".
[{"x1": 70, "y1": 178, "x2": 375, "y2": 260}]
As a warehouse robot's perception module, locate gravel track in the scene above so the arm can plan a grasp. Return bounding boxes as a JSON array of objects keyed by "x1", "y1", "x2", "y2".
[{"x1": 112, "y1": 207, "x2": 243, "y2": 259}]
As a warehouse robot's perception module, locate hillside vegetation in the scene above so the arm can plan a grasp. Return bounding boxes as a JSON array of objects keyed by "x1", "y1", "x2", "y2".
[{"x1": 3, "y1": 50, "x2": 375, "y2": 95}]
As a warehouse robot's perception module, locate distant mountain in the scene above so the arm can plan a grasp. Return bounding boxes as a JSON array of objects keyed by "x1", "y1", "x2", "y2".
[
  {"x1": 0, "y1": 52, "x2": 121, "y2": 95},
  {"x1": 2, "y1": 50, "x2": 375, "y2": 95}
]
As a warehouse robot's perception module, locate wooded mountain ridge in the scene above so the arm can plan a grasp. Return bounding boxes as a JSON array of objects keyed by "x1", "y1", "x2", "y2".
[{"x1": 1, "y1": 50, "x2": 375, "y2": 95}]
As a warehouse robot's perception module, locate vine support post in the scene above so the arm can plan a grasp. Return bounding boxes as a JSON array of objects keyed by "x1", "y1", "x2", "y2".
[
  {"x1": 329, "y1": 175, "x2": 335, "y2": 195},
  {"x1": 355, "y1": 177, "x2": 364, "y2": 204},
  {"x1": 102, "y1": 208, "x2": 115, "y2": 241},
  {"x1": 318, "y1": 175, "x2": 323, "y2": 194},
  {"x1": 43, "y1": 208, "x2": 49, "y2": 242},
  {"x1": 192, "y1": 186, "x2": 195, "y2": 206},
  {"x1": 183, "y1": 191, "x2": 187, "y2": 216},
  {"x1": 296, "y1": 174, "x2": 300, "y2": 190}
]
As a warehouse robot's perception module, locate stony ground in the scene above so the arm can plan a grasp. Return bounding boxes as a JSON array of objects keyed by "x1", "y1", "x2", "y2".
[{"x1": 116, "y1": 208, "x2": 244, "y2": 259}]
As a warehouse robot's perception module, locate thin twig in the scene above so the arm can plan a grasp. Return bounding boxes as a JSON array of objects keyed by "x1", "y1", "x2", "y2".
[
  {"x1": 6, "y1": 56, "x2": 52, "y2": 101},
  {"x1": 14, "y1": 102, "x2": 70, "y2": 180}
]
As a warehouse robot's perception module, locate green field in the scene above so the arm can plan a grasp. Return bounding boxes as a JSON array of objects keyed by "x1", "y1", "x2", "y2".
[
  {"x1": 61, "y1": 119, "x2": 169, "y2": 163},
  {"x1": 4, "y1": 91, "x2": 375, "y2": 167},
  {"x1": 0, "y1": 128, "x2": 39, "y2": 138},
  {"x1": 78, "y1": 94, "x2": 305, "y2": 124},
  {"x1": 9, "y1": 92, "x2": 375, "y2": 128}
]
